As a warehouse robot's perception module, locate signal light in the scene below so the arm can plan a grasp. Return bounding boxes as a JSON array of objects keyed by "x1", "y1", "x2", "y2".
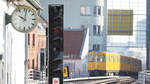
[
  {"x1": 53, "y1": 28, "x2": 60, "y2": 33},
  {"x1": 48, "y1": 5, "x2": 63, "y2": 84}
]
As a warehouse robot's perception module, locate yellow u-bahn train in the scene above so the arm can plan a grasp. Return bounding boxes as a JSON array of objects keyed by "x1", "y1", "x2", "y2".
[{"x1": 88, "y1": 51, "x2": 142, "y2": 77}]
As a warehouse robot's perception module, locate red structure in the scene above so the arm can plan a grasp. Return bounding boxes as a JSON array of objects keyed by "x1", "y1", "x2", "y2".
[{"x1": 28, "y1": 16, "x2": 47, "y2": 80}]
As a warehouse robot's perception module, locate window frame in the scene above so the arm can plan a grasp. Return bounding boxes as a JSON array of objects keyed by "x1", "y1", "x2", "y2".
[
  {"x1": 80, "y1": 6, "x2": 91, "y2": 16},
  {"x1": 32, "y1": 34, "x2": 35, "y2": 47},
  {"x1": 93, "y1": 25, "x2": 101, "y2": 35},
  {"x1": 94, "y1": 6, "x2": 101, "y2": 16},
  {"x1": 93, "y1": 44, "x2": 100, "y2": 50}
]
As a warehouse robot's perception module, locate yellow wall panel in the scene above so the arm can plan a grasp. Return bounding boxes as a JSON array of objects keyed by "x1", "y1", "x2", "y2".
[{"x1": 108, "y1": 10, "x2": 133, "y2": 35}]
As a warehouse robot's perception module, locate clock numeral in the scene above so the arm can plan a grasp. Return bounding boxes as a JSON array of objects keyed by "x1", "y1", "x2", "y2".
[
  {"x1": 19, "y1": 26, "x2": 21, "y2": 29},
  {"x1": 28, "y1": 9, "x2": 29, "y2": 12},
  {"x1": 32, "y1": 23, "x2": 34, "y2": 26},
  {"x1": 32, "y1": 13, "x2": 34, "y2": 16},
  {"x1": 19, "y1": 10, "x2": 21, "y2": 12},
  {"x1": 24, "y1": 27, "x2": 26, "y2": 31},
  {"x1": 28, "y1": 26, "x2": 31, "y2": 29},
  {"x1": 23, "y1": 8, "x2": 26, "y2": 11},
  {"x1": 32, "y1": 18, "x2": 36, "y2": 20}
]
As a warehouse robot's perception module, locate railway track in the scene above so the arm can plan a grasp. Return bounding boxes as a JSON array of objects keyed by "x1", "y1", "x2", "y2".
[
  {"x1": 64, "y1": 76, "x2": 135, "y2": 84},
  {"x1": 86, "y1": 77, "x2": 135, "y2": 84}
]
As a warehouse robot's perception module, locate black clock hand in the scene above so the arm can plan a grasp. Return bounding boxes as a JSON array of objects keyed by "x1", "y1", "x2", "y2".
[
  {"x1": 25, "y1": 9, "x2": 27, "y2": 19},
  {"x1": 19, "y1": 16, "x2": 26, "y2": 21}
]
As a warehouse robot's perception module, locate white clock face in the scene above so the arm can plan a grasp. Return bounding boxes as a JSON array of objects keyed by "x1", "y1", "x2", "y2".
[{"x1": 11, "y1": 6, "x2": 38, "y2": 33}]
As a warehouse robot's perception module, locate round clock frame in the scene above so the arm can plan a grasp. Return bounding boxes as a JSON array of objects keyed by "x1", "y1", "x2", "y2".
[{"x1": 11, "y1": 5, "x2": 38, "y2": 33}]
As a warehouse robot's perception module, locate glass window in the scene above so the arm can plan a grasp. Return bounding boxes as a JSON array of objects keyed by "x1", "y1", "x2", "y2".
[
  {"x1": 93, "y1": 44, "x2": 100, "y2": 50},
  {"x1": 40, "y1": 48, "x2": 45, "y2": 71},
  {"x1": 95, "y1": 55, "x2": 98, "y2": 62},
  {"x1": 126, "y1": 58, "x2": 131, "y2": 64},
  {"x1": 114, "y1": 56, "x2": 116, "y2": 62},
  {"x1": 109, "y1": 56, "x2": 111, "y2": 62},
  {"x1": 94, "y1": 6, "x2": 101, "y2": 16},
  {"x1": 113, "y1": 56, "x2": 116, "y2": 62},
  {"x1": 102, "y1": 55, "x2": 106, "y2": 62},
  {"x1": 117, "y1": 56, "x2": 119, "y2": 63},
  {"x1": 81, "y1": 6, "x2": 85, "y2": 15},
  {"x1": 81, "y1": 6, "x2": 91, "y2": 16},
  {"x1": 93, "y1": 25, "x2": 101, "y2": 35},
  {"x1": 33, "y1": 34, "x2": 35, "y2": 47},
  {"x1": 28, "y1": 34, "x2": 30, "y2": 46},
  {"x1": 111, "y1": 56, "x2": 113, "y2": 62},
  {"x1": 32, "y1": 59, "x2": 34, "y2": 69},
  {"x1": 106, "y1": 55, "x2": 109, "y2": 62}
]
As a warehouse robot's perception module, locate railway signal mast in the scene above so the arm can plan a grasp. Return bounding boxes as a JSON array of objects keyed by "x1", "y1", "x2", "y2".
[{"x1": 48, "y1": 5, "x2": 64, "y2": 84}]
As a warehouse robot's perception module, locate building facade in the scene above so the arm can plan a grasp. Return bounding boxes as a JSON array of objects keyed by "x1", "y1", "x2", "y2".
[
  {"x1": 64, "y1": 28, "x2": 89, "y2": 77},
  {"x1": 40, "y1": 0, "x2": 107, "y2": 51},
  {"x1": 0, "y1": 1, "x2": 7, "y2": 84},
  {"x1": 108, "y1": 10, "x2": 133, "y2": 35},
  {"x1": 107, "y1": 0, "x2": 146, "y2": 69},
  {"x1": 0, "y1": 0, "x2": 42, "y2": 84},
  {"x1": 28, "y1": 16, "x2": 47, "y2": 82}
]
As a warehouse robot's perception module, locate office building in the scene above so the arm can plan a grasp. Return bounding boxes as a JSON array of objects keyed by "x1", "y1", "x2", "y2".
[
  {"x1": 108, "y1": 10, "x2": 133, "y2": 35},
  {"x1": 107, "y1": 0, "x2": 146, "y2": 69}
]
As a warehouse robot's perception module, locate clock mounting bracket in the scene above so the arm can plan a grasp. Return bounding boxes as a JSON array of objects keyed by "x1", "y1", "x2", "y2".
[{"x1": 5, "y1": 13, "x2": 12, "y2": 26}]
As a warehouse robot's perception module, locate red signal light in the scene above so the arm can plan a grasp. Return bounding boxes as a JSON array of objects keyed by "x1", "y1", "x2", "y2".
[{"x1": 53, "y1": 28, "x2": 60, "y2": 33}]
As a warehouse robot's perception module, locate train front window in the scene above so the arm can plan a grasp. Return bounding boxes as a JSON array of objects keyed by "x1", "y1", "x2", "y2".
[
  {"x1": 95, "y1": 55, "x2": 98, "y2": 62},
  {"x1": 88, "y1": 55, "x2": 93, "y2": 62},
  {"x1": 102, "y1": 55, "x2": 106, "y2": 62}
]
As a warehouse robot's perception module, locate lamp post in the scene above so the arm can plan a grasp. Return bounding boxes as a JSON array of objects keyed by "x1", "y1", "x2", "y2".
[{"x1": 25, "y1": 33, "x2": 28, "y2": 84}]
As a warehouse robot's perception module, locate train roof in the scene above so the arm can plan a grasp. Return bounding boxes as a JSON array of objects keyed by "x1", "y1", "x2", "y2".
[{"x1": 88, "y1": 51, "x2": 141, "y2": 61}]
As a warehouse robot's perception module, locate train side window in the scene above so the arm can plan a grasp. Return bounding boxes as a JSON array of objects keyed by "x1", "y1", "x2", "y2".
[
  {"x1": 109, "y1": 56, "x2": 111, "y2": 62},
  {"x1": 122, "y1": 58, "x2": 124, "y2": 63},
  {"x1": 111, "y1": 56, "x2": 113, "y2": 62},
  {"x1": 110, "y1": 56, "x2": 112, "y2": 62},
  {"x1": 128, "y1": 58, "x2": 129, "y2": 64},
  {"x1": 116, "y1": 56, "x2": 118, "y2": 63},
  {"x1": 125, "y1": 58, "x2": 127, "y2": 64},
  {"x1": 131, "y1": 59, "x2": 133, "y2": 64},
  {"x1": 104, "y1": 55, "x2": 106, "y2": 62},
  {"x1": 97, "y1": 55, "x2": 100, "y2": 62},
  {"x1": 133, "y1": 60, "x2": 135, "y2": 65},
  {"x1": 129, "y1": 59, "x2": 131, "y2": 64},
  {"x1": 121, "y1": 57, "x2": 124, "y2": 63},
  {"x1": 113, "y1": 56, "x2": 115, "y2": 62},
  {"x1": 135, "y1": 60, "x2": 137, "y2": 66},
  {"x1": 127, "y1": 58, "x2": 129, "y2": 64},
  {"x1": 107, "y1": 55, "x2": 109, "y2": 62},
  {"x1": 108, "y1": 55, "x2": 111, "y2": 62},
  {"x1": 117, "y1": 56, "x2": 118, "y2": 63},
  {"x1": 124, "y1": 58, "x2": 126, "y2": 64},
  {"x1": 115, "y1": 56, "x2": 117, "y2": 63},
  {"x1": 132, "y1": 60, "x2": 134, "y2": 65}
]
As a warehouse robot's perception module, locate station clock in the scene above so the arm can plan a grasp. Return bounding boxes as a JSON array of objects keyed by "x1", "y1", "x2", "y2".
[{"x1": 11, "y1": 5, "x2": 38, "y2": 33}]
